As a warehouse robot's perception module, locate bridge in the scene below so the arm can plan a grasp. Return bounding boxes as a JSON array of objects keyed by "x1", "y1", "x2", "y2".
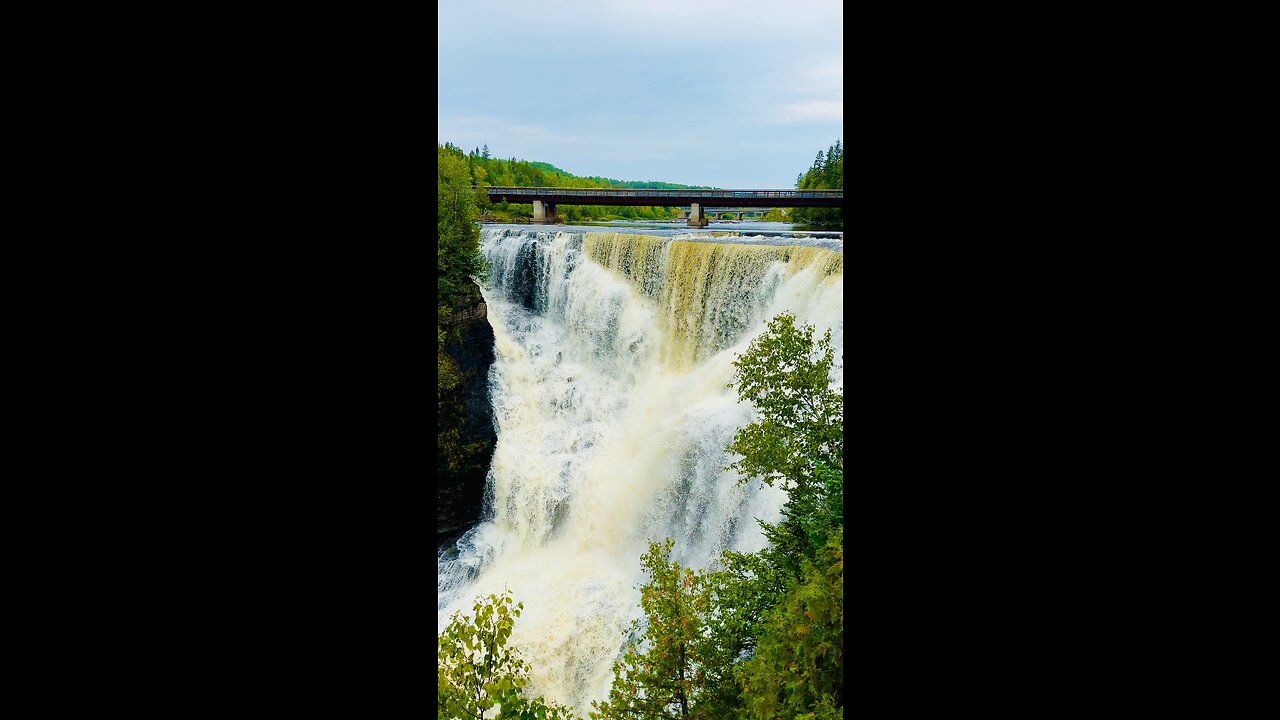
[
  {"x1": 485, "y1": 187, "x2": 842, "y2": 227},
  {"x1": 678, "y1": 208, "x2": 776, "y2": 221}
]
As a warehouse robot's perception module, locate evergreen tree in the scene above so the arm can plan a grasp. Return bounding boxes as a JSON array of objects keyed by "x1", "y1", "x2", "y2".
[
  {"x1": 737, "y1": 528, "x2": 843, "y2": 719},
  {"x1": 792, "y1": 141, "x2": 844, "y2": 225},
  {"x1": 591, "y1": 540, "x2": 714, "y2": 720}
]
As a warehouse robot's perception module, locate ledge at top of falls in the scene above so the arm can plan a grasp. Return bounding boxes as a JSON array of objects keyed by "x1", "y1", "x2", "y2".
[
  {"x1": 479, "y1": 228, "x2": 842, "y2": 372},
  {"x1": 477, "y1": 223, "x2": 844, "y2": 252}
]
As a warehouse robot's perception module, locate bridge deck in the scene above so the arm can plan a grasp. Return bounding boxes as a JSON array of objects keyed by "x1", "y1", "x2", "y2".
[{"x1": 485, "y1": 187, "x2": 842, "y2": 208}]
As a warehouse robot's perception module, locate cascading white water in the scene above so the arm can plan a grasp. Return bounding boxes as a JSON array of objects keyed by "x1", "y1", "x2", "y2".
[{"x1": 438, "y1": 228, "x2": 843, "y2": 716}]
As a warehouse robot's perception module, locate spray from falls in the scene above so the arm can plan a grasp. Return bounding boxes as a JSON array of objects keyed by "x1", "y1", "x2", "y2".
[{"x1": 438, "y1": 229, "x2": 843, "y2": 716}]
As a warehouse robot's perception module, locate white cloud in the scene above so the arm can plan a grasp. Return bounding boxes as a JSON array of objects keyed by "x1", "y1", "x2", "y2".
[
  {"x1": 443, "y1": 0, "x2": 842, "y2": 40},
  {"x1": 793, "y1": 60, "x2": 844, "y2": 98},
  {"x1": 772, "y1": 100, "x2": 843, "y2": 124},
  {"x1": 439, "y1": 115, "x2": 588, "y2": 147}
]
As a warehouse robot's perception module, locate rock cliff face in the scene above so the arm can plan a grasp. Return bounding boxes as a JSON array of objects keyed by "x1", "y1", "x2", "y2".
[{"x1": 438, "y1": 285, "x2": 496, "y2": 542}]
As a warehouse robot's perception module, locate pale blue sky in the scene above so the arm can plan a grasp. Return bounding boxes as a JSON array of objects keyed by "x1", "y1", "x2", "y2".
[{"x1": 438, "y1": 0, "x2": 843, "y2": 189}]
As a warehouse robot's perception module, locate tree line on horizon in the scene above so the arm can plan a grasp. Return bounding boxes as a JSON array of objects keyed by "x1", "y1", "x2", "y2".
[
  {"x1": 788, "y1": 140, "x2": 843, "y2": 226},
  {"x1": 445, "y1": 143, "x2": 709, "y2": 223}
]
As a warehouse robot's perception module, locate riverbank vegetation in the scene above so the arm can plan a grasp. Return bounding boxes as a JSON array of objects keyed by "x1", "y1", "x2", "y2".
[
  {"x1": 443, "y1": 141, "x2": 840, "y2": 227},
  {"x1": 438, "y1": 314, "x2": 844, "y2": 719},
  {"x1": 438, "y1": 144, "x2": 491, "y2": 481},
  {"x1": 788, "y1": 140, "x2": 843, "y2": 227}
]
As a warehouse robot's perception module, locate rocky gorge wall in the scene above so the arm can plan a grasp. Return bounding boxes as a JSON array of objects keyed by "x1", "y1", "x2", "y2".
[{"x1": 437, "y1": 283, "x2": 496, "y2": 542}]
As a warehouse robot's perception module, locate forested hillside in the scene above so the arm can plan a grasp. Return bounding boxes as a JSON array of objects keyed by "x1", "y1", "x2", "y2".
[
  {"x1": 442, "y1": 141, "x2": 843, "y2": 225},
  {"x1": 450, "y1": 143, "x2": 713, "y2": 223},
  {"x1": 529, "y1": 161, "x2": 711, "y2": 190},
  {"x1": 789, "y1": 140, "x2": 843, "y2": 226}
]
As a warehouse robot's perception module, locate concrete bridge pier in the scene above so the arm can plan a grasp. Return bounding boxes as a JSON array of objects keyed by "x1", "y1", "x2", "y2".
[
  {"x1": 735, "y1": 212, "x2": 744, "y2": 221},
  {"x1": 687, "y1": 203, "x2": 709, "y2": 228},
  {"x1": 531, "y1": 200, "x2": 561, "y2": 224}
]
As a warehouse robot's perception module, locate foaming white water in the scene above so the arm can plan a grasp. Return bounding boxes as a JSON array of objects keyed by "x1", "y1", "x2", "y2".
[{"x1": 438, "y1": 229, "x2": 843, "y2": 716}]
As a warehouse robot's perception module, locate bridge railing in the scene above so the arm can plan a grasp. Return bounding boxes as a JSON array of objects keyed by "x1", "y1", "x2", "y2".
[{"x1": 483, "y1": 187, "x2": 841, "y2": 199}]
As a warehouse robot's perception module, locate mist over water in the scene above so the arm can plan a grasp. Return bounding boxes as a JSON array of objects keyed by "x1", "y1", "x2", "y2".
[{"x1": 438, "y1": 228, "x2": 843, "y2": 715}]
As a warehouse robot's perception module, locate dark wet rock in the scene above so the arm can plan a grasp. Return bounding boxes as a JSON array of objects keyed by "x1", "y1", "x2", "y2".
[{"x1": 438, "y1": 283, "x2": 496, "y2": 540}]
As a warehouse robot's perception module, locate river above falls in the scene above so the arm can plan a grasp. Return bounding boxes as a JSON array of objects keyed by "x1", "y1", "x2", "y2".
[{"x1": 476, "y1": 221, "x2": 844, "y2": 251}]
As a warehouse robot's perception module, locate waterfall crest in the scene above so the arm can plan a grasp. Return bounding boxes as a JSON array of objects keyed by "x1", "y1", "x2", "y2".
[{"x1": 583, "y1": 232, "x2": 842, "y2": 370}]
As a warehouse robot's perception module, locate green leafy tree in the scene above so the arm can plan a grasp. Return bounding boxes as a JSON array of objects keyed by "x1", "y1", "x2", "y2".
[
  {"x1": 438, "y1": 144, "x2": 487, "y2": 308},
  {"x1": 439, "y1": 590, "x2": 580, "y2": 719},
  {"x1": 591, "y1": 540, "x2": 714, "y2": 720},
  {"x1": 728, "y1": 313, "x2": 843, "y2": 567}
]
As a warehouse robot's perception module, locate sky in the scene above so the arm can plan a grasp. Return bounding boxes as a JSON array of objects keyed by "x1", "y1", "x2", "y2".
[{"x1": 438, "y1": 0, "x2": 843, "y2": 189}]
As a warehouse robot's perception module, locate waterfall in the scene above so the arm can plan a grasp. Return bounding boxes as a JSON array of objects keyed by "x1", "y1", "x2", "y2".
[{"x1": 438, "y1": 228, "x2": 843, "y2": 716}]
